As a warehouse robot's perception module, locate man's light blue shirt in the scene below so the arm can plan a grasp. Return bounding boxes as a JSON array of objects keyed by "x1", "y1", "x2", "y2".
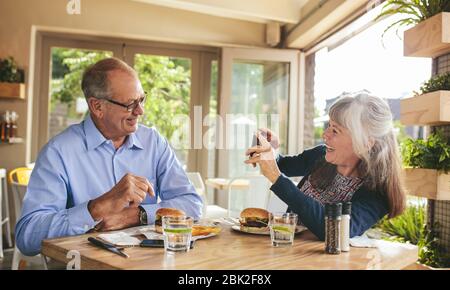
[{"x1": 15, "y1": 115, "x2": 203, "y2": 256}]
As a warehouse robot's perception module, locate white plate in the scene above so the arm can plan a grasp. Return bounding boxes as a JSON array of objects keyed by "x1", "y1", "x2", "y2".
[{"x1": 231, "y1": 225, "x2": 307, "y2": 235}]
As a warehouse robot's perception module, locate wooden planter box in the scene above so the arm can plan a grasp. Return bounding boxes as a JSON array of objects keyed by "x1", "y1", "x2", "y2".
[
  {"x1": 404, "y1": 262, "x2": 450, "y2": 270},
  {"x1": 403, "y1": 168, "x2": 450, "y2": 200},
  {"x1": 400, "y1": 90, "x2": 450, "y2": 126},
  {"x1": 404, "y1": 12, "x2": 450, "y2": 58},
  {"x1": 0, "y1": 82, "x2": 25, "y2": 99}
]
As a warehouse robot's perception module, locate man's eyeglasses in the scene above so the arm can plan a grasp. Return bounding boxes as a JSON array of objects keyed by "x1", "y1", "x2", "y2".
[{"x1": 102, "y1": 94, "x2": 147, "y2": 112}]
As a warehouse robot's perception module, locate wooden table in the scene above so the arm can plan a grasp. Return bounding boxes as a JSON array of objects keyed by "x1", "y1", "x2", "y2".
[{"x1": 41, "y1": 225, "x2": 418, "y2": 270}]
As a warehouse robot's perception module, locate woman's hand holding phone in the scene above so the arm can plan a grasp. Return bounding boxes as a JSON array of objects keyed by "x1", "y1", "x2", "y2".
[{"x1": 245, "y1": 128, "x2": 281, "y2": 183}]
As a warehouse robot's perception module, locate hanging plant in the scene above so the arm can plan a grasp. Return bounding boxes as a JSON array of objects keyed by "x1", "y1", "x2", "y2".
[{"x1": 376, "y1": 0, "x2": 450, "y2": 37}]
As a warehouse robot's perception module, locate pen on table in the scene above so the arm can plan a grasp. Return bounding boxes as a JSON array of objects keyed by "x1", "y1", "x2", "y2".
[{"x1": 87, "y1": 237, "x2": 130, "y2": 258}]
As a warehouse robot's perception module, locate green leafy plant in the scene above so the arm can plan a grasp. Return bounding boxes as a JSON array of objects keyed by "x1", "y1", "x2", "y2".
[
  {"x1": 376, "y1": 0, "x2": 450, "y2": 36},
  {"x1": 415, "y1": 72, "x2": 450, "y2": 95},
  {"x1": 375, "y1": 204, "x2": 450, "y2": 268},
  {"x1": 376, "y1": 203, "x2": 425, "y2": 244},
  {"x1": 418, "y1": 224, "x2": 450, "y2": 268},
  {"x1": 0, "y1": 56, "x2": 24, "y2": 83},
  {"x1": 401, "y1": 130, "x2": 450, "y2": 173}
]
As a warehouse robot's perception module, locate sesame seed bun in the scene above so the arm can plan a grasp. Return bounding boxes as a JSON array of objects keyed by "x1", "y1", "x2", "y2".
[
  {"x1": 154, "y1": 208, "x2": 186, "y2": 233},
  {"x1": 156, "y1": 208, "x2": 185, "y2": 218},
  {"x1": 239, "y1": 208, "x2": 269, "y2": 232},
  {"x1": 240, "y1": 208, "x2": 269, "y2": 220}
]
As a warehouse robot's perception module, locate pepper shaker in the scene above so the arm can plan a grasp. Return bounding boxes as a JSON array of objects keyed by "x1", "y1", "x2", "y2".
[{"x1": 325, "y1": 203, "x2": 342, "y2": 255}]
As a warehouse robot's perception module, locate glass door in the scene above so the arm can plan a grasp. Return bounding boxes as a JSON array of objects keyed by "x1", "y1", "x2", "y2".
[
  {"x1": 34, "y1": 35, "x2": 219, "y2": 173},
  {"x1": 217, "y1": 47, "x2": 300, "y2": 208},
  {"x1": 33, "y1": 37, "x2": 122, "y2": 160},
  {"x1": 49, "y1": 47, "x2": 113, "y2": 139},
  {"x1": 127, "y1": 46, "x2": 218, "y2": 173}
]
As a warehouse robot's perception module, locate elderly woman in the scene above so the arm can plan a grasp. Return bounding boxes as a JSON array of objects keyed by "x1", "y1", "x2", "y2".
[{"x1": 245, "y1": 93, "x2": 406, "y2": 240}]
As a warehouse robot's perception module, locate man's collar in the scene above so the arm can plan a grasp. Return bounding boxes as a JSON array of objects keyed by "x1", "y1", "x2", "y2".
[
  {"x1": 126, "y1": 132, "x2": 144, "y2": 150},
  {"x1": 83, "y1": 114, "x2": 144, "y2": 151},
  {"x1": 83, "y1": 114, "x2": 107, "y2": 150}
]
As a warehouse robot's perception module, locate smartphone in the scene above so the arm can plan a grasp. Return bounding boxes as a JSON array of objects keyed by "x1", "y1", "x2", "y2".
[
  {"x1": 250, "y1": 130, "x2": 272, "y2": 157},
  {"x1": 140, "y1": 239, "x2": 195, "y2": 249}
]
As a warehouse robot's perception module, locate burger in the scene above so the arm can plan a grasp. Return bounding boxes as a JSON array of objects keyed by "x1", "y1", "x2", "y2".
[
  {"x1": 239, "y1": 208, "x2": 269, "y2": 233},
  {"x1": 154, "y1": 208, "x2": 185, "y2": 234}
]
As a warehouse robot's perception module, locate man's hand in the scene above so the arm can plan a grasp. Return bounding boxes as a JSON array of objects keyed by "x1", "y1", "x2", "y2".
[
  {"x1": 88, "y1": 173, "x2": 154, "y2": 221},
  {"x1": 93, "y1": 207, "x2": 140, "y2": 232}
]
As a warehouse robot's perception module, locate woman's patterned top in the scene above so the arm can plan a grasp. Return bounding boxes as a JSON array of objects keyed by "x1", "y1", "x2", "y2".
[{"x1": 299, "y1": 173, "x2": 364, "y2": 205}]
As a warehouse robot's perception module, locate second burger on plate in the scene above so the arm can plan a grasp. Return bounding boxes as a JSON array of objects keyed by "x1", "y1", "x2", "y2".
[{"x1": 239, "y1": 207, "x2": 269, "y2": 233}]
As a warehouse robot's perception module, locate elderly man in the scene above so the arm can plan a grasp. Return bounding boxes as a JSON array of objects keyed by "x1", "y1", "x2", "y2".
[{"x1": 16, "y1": 58, "x2": 202, "y2": 256}]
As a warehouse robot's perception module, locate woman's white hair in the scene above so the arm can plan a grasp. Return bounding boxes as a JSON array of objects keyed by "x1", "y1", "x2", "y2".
[{"x1": 328, "y1": 92, "x2": 405, "y2": 218}]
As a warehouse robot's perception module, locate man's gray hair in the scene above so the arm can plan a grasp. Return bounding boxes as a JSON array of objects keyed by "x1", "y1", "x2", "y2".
[{"x1": 81, "y1": 57, "x2": 137, "y2": 101}]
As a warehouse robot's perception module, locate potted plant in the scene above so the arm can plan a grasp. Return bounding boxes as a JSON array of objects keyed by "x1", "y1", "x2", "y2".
[
  {"x1": 376, "y1": 0, "x2": 450, "y2": 58},
  {"x1": 401, "y1": 72, "x2": 450, "y2": 125},
  {"x1": 401, "y1": 130, "x2": 450, "y2": 200},
  {"x1": 0, "y1": 56, "x2": 25, "y2": 99}
]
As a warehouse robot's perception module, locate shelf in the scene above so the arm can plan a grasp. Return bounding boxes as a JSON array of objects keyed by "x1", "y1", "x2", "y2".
[
  {"x1": 0, "y1": 82, "x2": 25, "y2": 99},
  {"x1": 0, "y1": 137, "x2": 24, "y2": 144},
  {"x1": 403, "y1": 168, "x2": 450, "y2": 200},
  {"x1": 400, "y1": 90, "x2": 450, "y2": 126},
  {"x1": 404, "y1": 12, "x2": 450, "y2": 58}
]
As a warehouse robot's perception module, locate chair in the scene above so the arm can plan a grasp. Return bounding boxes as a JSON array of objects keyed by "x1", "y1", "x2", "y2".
[
  {"x1": 186, "y1": 172, "x2": 228, "y2": 219},
  {"x1": 0, "y1": 168, "x2": 13, "y2": 259},
  {"x1": 226, "y1": 173, "x2": 273, "y2": 218},
  {"x1": 8, "y1": 167, "x2": 47, "y2": 270}
]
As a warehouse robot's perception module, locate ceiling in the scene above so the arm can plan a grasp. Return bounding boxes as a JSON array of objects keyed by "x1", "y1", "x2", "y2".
[
  {"x1": 131, "y1": 0, "x2": 371, "y2": 49},
  {"x1": 132, "y1": 0, "x2": 311, "y2": 24}
]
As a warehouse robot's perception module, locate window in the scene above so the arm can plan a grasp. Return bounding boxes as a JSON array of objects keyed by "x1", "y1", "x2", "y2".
[
  {"x1": 228, "y1": 60, "x2": 289, "y2": 177},
  {"x1": 134, "y1": 54, "x2": 192, "y2": 167},
  {"x1": 313, "y1": 10, "x2": 431, "y2": 145}
]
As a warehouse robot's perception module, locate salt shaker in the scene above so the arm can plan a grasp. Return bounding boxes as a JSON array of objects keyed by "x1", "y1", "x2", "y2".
[
  {"x1": 340, "y1": 202, "x2": 351, "y2": 252},
  {"x1": 325, "y1": 203, "x2": 342, "y2": 255}
]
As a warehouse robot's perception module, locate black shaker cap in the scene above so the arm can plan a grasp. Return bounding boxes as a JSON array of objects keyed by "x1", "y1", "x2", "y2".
[
  {"x1": 325, "y1": 203, "x2": 342, "y2": 217},
  {"x1": 342, "y1": 202, "x2": 352, "y2": 215}
]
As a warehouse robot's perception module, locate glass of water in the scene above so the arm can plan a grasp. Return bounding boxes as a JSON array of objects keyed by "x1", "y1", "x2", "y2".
[
  {"x1": 269, "y1": 212, "x2": 298, "y2": 247},
  {"x1": 162, "y1": 216, "x2": 193, "y2": 252}
]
